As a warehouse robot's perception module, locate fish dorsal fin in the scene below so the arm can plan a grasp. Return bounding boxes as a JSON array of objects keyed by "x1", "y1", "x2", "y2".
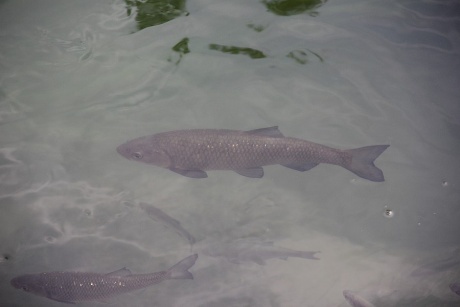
[
  {"x1": 105, "y1": 267, "x2": 132, "y2": 277},
  {"x1": 245, "y1": 126, "x2": 284, "y2": 138}
]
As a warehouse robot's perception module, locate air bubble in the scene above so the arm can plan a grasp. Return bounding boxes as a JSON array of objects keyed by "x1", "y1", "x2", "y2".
[
  {"x1": 383, "y1": 208, "x2": 394, "y2": 218},
  {"x1": 84, "y1": 209, "x2": 92, "y2": 216},
  {"x1": 442, "y1": 181, "x2": 448, "y2": 187},
  {"x1": 1, "y1": 254, "x2": 11, "y2": 262}
]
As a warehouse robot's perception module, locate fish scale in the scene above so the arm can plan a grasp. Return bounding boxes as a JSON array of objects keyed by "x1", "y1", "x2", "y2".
[
  {"x1": 31, "y1": 271, "x2": 169, "y2": 302},
  {"x1": 11, "y1": 254, "x2": 197, "y2": 303},
  {"x1": 151, "y1": 130, "x2": 344, "y2": 169}
]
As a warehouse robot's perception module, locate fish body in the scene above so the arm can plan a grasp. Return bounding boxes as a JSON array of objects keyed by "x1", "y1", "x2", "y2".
[
  {"x1": 11, "y1": 254, "x2": 197, "y2": 304},
  {"x1": 410, "y1": 249, "x2": 460, "y2": 277},
  {"x1": 203, "y1": 239, "x2": 320, "y2": 265},
  {"x1": 116, "y1": 127, "x2": 389, "y2": 182},
  {"x1": 343, "y1": 290, "x2": 376, "y2": 307},
  {"x1": 450, "y1": 283, "x2": 460, "y2": 296}
]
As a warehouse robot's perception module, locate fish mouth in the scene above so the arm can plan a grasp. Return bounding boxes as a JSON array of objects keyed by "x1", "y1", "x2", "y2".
[
  {"x1": 10, "y1": 277, "x2": 21, "y2": 289},
  {"x1": 116, "y1": 145, "x2": 125, "y2": 156}
]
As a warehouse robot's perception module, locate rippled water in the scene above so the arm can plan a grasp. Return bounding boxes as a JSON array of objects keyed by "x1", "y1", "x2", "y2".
[{"x1": 1, "y1": 0, "x2": 459, "y2": 306}]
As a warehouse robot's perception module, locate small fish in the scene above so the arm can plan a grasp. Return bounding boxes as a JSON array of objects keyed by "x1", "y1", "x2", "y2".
[
  {"x1": 11, "y1": 254, "x2": 198, "y2": 304},
  {"x1": 116, "y1": 126, "x2": 389, "y2": 182},
  {"x1": 450, "y1": 282, "x2": 460, "y2": 296},
  {"x1": 203, "y1": 238, "x2": 319, "y2": 265},
  {"x1": 410, "y1": 250, "x2": 460, "y2": 277},
  {"x1": 139, "y1": 202, "x2": 196, "y2": 246},
  {"x1": 343, "y1": 290, "x2": 376, "y2": 307}
]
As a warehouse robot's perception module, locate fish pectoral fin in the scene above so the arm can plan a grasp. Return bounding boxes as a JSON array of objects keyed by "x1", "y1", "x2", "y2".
[
  {"x1": 245, "y1": 126, "x2": 284, "y2": 138},
  {"x1": 106, "y1": 267, "x2": 132, "y2": 277},
  {"x1": 169, "y1": 168, "x2": 208, "y2": 178},
  {"x1": 48, "y1": 297, "x2": 76, "y2": 304},
  {"x1": 281, "y1": 162, "x2": 318, "y2": 172},
  {"x1": 234, "y1": 167, "x2": 264, "y2": 178},
  {"x1": 253, "y1": 257, "x2": 267, "y2": 265},
  {"x1": 45, "y1": 290, "x2": 75, "y2": 304}
]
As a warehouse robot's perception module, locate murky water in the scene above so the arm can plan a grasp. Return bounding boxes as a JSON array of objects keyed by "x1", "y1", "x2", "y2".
[{"x1": 1, "y1": 0, "x2": 459, "y2": 306}]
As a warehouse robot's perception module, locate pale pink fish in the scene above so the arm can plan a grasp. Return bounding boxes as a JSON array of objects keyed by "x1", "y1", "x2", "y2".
[
  {"x1": 116, "y1": 126, "x2": 389, "y2": 182},
  {"x1": 343, "y1": 290, "x2": 376, "y2": 307},
  {"x1": 11, "y1": 254, "x2": 197, "y2": 304}
]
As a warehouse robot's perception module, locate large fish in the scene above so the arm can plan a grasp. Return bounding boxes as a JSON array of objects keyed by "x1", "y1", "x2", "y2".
[
  {"x1": 10, "y1": 254, "x2": 197, "y2": 304},
  {"x1": 117, "y1": 126, "x2": 389, "y2": 182}
]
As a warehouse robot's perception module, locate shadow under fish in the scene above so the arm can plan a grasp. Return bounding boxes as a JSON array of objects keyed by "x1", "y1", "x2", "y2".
[
  {"x1": 11, "y1": 254, "x2": 197, "y2": 304},
  {"x1": 203, "y1": 238, "x2": 319, "y2": 265},
  {"x1": 139, "y1": 202, "x2": 196, "y2": 247},
  {"x1": 116, "y1": 126, "x2": 389, "y2": 182}
]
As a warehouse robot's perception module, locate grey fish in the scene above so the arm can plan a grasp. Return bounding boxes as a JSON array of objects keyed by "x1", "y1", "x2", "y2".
[
  {"x1": 410, "y1": 249, "x2": 460, "y2": 277},
  {"x1": 11, "y1": 254, "x2": 198, "y2": 304},
  {"x1": 116, "y1": 126, "x2": 389, "y2": 182},
  {"x1": 203, "y1": 238, "x2": 319, "y2": 265},
  {"x1": 450, "y1": 282, "x2": 460, "y2": 296},
  {"x1": 343, "y1": 290, "x2": 376, "y2": 307},
  {"x1": 139, "y1": 202, "x2": 196, "y2": 246}
]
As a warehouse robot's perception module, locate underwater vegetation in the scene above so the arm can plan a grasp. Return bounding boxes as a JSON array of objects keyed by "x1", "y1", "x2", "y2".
[
  {"x1": 125, "y1": 0, "x2": 187, "y2": 30},
  {"x1": 262, "y1": 0, "x2": 327, "y2": 17},
  {"x1": 125, "y1": 1, "x2": 326, "y2": 65},
  {"x1": 208, "y1": 44, "x2": 267, "y2": 59}
]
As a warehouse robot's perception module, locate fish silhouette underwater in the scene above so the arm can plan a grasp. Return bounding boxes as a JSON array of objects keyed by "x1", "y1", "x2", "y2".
[
  {"x1": 117, "y1": 126, "x2": 389, "y2": 182},
  {"x1": 11, "y1": 254, "x2": 198, "y2": 304}
]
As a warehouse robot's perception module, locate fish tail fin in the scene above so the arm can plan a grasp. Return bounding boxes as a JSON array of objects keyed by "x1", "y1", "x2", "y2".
[
  {"x1": 299, "y1": 251, "x2": 321, "y2": 260},
  {"x1": 343, "y1": 145, "x2": 389, "y2": 182},
  {"x1": 167, "y1": 254, "x2": 198, "y2": 280}
]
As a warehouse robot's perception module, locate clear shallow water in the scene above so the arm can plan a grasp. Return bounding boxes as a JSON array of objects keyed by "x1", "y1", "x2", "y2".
[{"x1": 1, "y1": 0, "x2": 459, "y2": 306}]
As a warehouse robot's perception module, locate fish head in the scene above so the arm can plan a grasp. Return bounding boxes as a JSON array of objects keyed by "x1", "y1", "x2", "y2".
[
  {"x1": 116, "y1": 136, "x2": 171, "y2": 168},
  {"x1": 343, "y1": 290, "x2": 355, "y2": 302},
  {"x1": 11, "y1": 274, "x2": 48, "y2": 298}
]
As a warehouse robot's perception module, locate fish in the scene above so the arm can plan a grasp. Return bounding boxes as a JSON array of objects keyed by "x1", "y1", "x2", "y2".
[
  {"x1": 450, "y1": 282, "x2": 460, "y2": 296},
  {"x1": 343, "y1": 290, "x2": 376, "y2": 307},
  {"x1": 10, "y1": 254, "x2": 198, "y2": 304},
  {"x1": 116, "y1": 126, "x2": 389, "y2": 182},
  {"x1": 203, "y1": 238, "x2": 320, "y2": 265},
  {"x1": 139, "y1": 202, "x2": 196, "y2": 246},
  {"x1": 410, "y1": 249, "x2": 460, "y2": 277}
]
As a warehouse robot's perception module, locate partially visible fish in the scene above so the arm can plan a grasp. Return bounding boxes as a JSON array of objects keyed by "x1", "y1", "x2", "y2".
[
  {"x1": 11, "y1": 254, "x2": 198, "y2": 304},
  {"x1": 410, "y1": 250, "x2": 460, "y2": 277},
  {"x1": 116, "y1": 126, "x2": 389, "y2": 182},
  {"x1": 139, "y1": 202, "x2": 196, "y2": 246},
  {"x1": 343, "y1": 290, "x2": 376, "y2": 307},
  {"x1": 203, "y1": 238, "x2": 319, "y2": 265},
  {"x1": 450, "y1": 283, "x2": 460, "y2": 296}
]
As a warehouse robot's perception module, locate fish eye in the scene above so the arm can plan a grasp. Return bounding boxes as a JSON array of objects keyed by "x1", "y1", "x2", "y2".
[{"x1": 131, "y1": 152, "x2": 143, "y2": 159}]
